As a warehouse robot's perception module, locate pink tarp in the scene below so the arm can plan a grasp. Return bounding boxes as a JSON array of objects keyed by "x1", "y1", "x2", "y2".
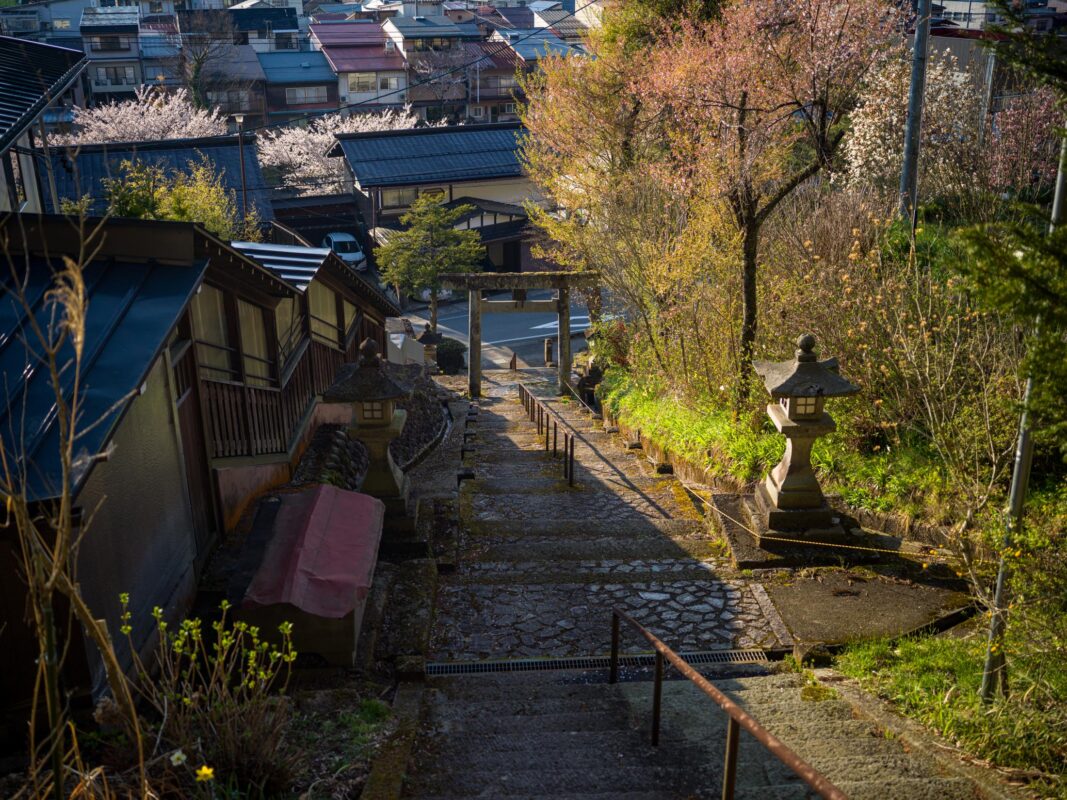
[{"x1": 243, "y1": 485, "x2": 385, "y2": 619}]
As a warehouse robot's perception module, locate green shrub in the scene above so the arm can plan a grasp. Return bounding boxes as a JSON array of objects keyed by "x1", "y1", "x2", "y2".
[{"x1": 436, "y1": 336, "x2": 467, "y2": 374}]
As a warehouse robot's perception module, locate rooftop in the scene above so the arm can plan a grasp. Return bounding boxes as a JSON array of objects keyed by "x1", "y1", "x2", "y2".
[
  {"x1": 80, "y1": 6, "x2": 140, "y2": 28},
  {"x1": 320, "y1": 43, "x2": 406, "y2": 72},
  {"x1": 386, "y1": 14, "x2": 466, "y2": 37},
  {"x1": 0, "y1": 217, "x2": 208, "y2": 502},
  {"x1": 42, "y1": 134, "x2": 273, "y2": 222},
  {"x1": 311, "y1": 19, "x2": 387, "y2": 45},
  {"x1": 494, "y1": 26, "x2": 577, "y2": 59},
  {"x1": 462, "y1": 38, "x2": 521, "y2": 71},
  {"x1": 257, "y1": 50, "x2": 336, "y2": 83},
  {"x1": 328, "y1": 122, "x2": 524, "y2": 188},
  {"x1": 534, "y1": 8, "x2": 588, "y2": 38},
  {"x1": 0, "y1": 35, "x2": 85, "y2": 154}
]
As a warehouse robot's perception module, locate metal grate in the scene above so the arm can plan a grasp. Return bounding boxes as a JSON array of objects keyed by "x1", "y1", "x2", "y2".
[{"x1": 426, "y1": 649, "x2": 769, "y2": 676}]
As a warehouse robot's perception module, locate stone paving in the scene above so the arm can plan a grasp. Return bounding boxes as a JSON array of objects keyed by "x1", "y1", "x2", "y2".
[{"x1": 428, "y1": 371, "x2": 790, "y2": 663}]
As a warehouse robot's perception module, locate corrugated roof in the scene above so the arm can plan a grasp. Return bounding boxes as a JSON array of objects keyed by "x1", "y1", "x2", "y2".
[
  {"x1": 0, "y1": 35, "x2": 86, "y2": 154},
  {"x1": 80, "y1": 6, "x2": 140, "y2": 27},
  {"x1": 42, "y1": 134, "x2": 273, "y2": 222},
  {"x1": 496, "y1": 27, "x2": 577, "y2": 60},
  {"x1": 0, "y1": 250, "x2": 206, "y2": 501},
  {"x1": 534, "y1": 8, "x2": 587, "y2": 38},
  {"x1": 257, "y1": 50, "x2": 335, "y2": 83},
  {"x1": 495, "y1": 6, "x2": 535, "y2": 27},
  {"x1": 386, "y1": 14, "x2": 465, "y2": 37},
  {"x1": 310, "y1": 19, "x2": 384, "y2": 45},
  {"x1": 320, "y1": 43, "x2": 406, "y2": 72},
  {"x1": 462, "y1": 39, "x2": 521, "y2": 71},
  {"x1": 231, "y1": 240, "x2": 401, "y2": 315},
  {"x1": 329, "y1": 123, "x2": 524, "y2": 188}
]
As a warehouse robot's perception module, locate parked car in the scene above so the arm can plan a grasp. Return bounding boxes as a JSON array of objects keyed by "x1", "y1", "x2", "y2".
[
  {"x1": 409, "y1": 287, "x2": 454, "y2": 304},
  {"x1": 321, "y1": 232, "x2": 366, "y2": 270}
]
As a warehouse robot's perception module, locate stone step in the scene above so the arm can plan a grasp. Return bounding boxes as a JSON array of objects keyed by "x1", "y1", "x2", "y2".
[
  {"x1": 473, "y1": 537, "x2": 721, "y2": 564},
  {"x1": 821, "y1": 777, "x2": 980, "y2": 800},
  {"x1": 411, "y1": 791, "x2": 681, "y2": 800},
  {"x1": 463, "y1": 517, "x2": 706, "y2": 542},
  {"x1": 455, "y1": 557, "x2": 727, "y2": 581},
  {"x1": 466, "y1": 473, "x2": 672, "y2": 495}
]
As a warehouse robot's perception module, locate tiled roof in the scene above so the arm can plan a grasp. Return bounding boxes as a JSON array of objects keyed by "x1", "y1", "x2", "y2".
[
  {"x1": 42, "y1": 134, "x2": 273, "y2": 222},
  {"x1": 258, "y1": 50, "x2": 335, "y2": 83},
  {"x1": 534, "y1": 8, "x2": 588, "y2": 38},
  {"x1": 0, "y1": 225, "x2": 207, "y2": 502},
  {"x1": 0, "y1": 35, "x2": 85, "y2": 154},
  {"x1": 495, "y1": 5, "x2": 535, "y2": 27},
  {"x1": 329, "y1": 122, "x2": 524, "y2": 188}
]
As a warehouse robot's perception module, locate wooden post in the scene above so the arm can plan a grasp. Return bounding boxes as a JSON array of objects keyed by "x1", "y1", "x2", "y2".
[
  {"x1": 468, "y1": 289, "x2": 481, "y2": 398},
  {"x1": 558, "y1": 286, "x2": 571, "y2": 395}
]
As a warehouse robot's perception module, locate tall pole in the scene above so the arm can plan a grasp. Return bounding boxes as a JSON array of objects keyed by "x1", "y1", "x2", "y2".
[
  {"x1": 235, "y1": 114, "x2": 248, "y2": 223},
  {"x1": 979, "y1": 134, "x2": 1067, "y2": 702},
  {"x1": 899, "y1": 0, "x2": 931, "y2": 223}
]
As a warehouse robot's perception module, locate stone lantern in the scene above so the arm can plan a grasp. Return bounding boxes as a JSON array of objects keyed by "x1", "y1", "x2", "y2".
[
  {"x1": 324, "y1": 339, "x2": 410, "y2": 498},
  {"x1": 750, "y1": 334, "x2": 859, "y2": 540},
  {"x1": 416, "y1": 323, "x2": 443, "y2": 371}
]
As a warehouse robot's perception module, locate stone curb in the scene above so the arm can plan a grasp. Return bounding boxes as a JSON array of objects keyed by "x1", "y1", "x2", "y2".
[
  {"x1": 815, "y1": 670, "x2": 1029, "y2": 800},
  {"x1": 360, "y1": 682, "x2": 423, "y2": 800}
]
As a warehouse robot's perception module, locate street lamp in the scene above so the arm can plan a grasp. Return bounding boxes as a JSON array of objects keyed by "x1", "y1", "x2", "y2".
[{"x1": 232, "y1": 113, "x2": 248, "y2": 222}]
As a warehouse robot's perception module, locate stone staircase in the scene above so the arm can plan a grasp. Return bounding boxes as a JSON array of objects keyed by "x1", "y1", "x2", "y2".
[
  {"x1": 402, "y1": 374, "x2": 987, "y2": 799},
  {"x1": 404, "y1": 670, "x2": 980, "y2": 800}
]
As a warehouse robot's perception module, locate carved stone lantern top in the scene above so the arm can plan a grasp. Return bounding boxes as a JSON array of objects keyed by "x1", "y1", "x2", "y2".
[
  {"x1": 323, "y1": 339, "x2": 408, "y2": 405},
  {"x1": 753, "y1": 334, "x2": 859, "y2": 399}
]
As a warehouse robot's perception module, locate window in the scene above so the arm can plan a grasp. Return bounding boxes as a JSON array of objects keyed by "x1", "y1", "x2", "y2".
[
  {"x1": 498, "y1": 75, "x2": 518, "y2": 90},
  {"x1": 285, "y1": 86, "x2": 328, "y2": 105},
  {"x1": 148, "y1": 0, "x2": 164, "y2": 12},
  {"x1": 419, "y1": 186, "x2": 445, "y2": 199},
  {"x1": 308, "y1": 282, "x2": 339, "y2": 345},
  {"x1": 95, "y1": 65, "x2": 136, "y2": 85},
  {"x1": 503, "y1": 102, "x2": 518, "y2": 114},
  {"x1": 238, "y1": 300, "x2": 273, "y2": 387},
  {"x1": 469, "y1": 105, "x2": 484, "y2": 118},
  {"x1": 380, "y1": 187, "x2": 418, "y2": 209},
  {"x1": 348, "y1": 72, "x2": 375, "y2": 92},
  {"x1": 378, "y1": 75, "x2": 400, "y2": 91},
  {"x1": 207, "y1": 89, "x2": 251, "y2": 110},
  {"x1": 275, "y1": 32, "x2": 294, "y2": 49},
  {"x1": 343, "y1": 299, "x2": 357, "y2": 335},
  {"x1": 363, "y1": 401, "x2": 384, "y2": 420},
  {"x1": 91, "y1": 34, "x2": 128, "y2": 51},
  {"x1": 53, "y1": 18, "x2": 71, "y2": 29},
  {"x1": 190, "y1": 285, "x2": 236, "y2": 382},
  {"x1": 274, "y1": 296, "x2": 305, "y2": 366}
]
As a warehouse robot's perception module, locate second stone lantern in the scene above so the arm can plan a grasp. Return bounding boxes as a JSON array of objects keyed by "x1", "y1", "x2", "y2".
[{"x1": 750, "y1": 334, "x2": 859, "y2": 543}]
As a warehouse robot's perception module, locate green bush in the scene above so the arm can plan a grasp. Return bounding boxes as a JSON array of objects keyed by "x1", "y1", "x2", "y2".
[{"x1": 436, "y1": 337, "x2": 467, "y2": 374}]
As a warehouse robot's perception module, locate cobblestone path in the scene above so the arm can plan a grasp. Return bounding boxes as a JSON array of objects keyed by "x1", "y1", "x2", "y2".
[{"x1": 428, "y1": 372, "x2": 790, "y2": 663}]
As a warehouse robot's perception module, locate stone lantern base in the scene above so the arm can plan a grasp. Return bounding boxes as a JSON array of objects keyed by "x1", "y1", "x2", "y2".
[
  {"x1": 744, "y1": 491, "x2": 848, "y2": 546},
  {"x1": 349, "y1": 410, "x2": 407, "y2": 498}
]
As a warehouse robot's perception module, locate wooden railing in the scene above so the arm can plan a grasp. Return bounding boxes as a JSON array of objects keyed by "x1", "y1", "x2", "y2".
[{"x1": 202, "y1": 339, "x2": 346, "y2": 459}]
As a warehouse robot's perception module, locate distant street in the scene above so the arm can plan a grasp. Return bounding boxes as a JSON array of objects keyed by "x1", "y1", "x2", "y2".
[{"x1": 402, "y1": 289, "x2": 591, "y2": 367}]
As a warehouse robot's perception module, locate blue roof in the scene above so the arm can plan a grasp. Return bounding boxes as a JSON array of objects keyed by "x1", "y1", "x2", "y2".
[
  {"x1": 0, "y1": 250, "x2": 206, "y2": 501},
  {"x1": 329, "y1": 123, "x2": 524, "y2": 188},
  {"x1": 497, "y1": 28, "x2": 578, "y2": 60},
  {"x1": 0, "y1": 35, "x2": 86, "y2": 155},
  {"x1": 257, "y1": 50, "x2": 336, "y2": 84},
  {"x1": 41, "y1": 134, "x2": 272, "y2": 223}
]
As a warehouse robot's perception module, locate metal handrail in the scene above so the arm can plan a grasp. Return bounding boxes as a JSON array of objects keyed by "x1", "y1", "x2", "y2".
[
  {"x1": 560, "y1": 375, "x2": 602, "y2": 419},
  {"x1": 609, "y1": 608, "x2": 847, "y2": 800},
  {"x1": 517, "y1": 383, "x2": 577, "y2": 486}
]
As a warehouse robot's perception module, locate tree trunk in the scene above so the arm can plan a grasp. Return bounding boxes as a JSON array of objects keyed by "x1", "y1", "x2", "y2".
[
  {"x1": 430, "y1": 292, "x2": 439, "y2": 334},
  {"x1": 738, "y1": 221, "x2": 760, "y2": 402}
]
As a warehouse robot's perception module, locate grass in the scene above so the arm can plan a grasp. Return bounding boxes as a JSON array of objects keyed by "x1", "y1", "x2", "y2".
[{"x1": 837, "y1": 631, "x2": 1067, "y2": 798}]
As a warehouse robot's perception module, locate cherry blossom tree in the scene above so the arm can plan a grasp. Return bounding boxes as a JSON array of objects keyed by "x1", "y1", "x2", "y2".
[
  {"x1": 843, "y1": 48, "x2": 986, "y2": 199},
  {"x1": 257, "y1": 108, "x2": 442, "y2": 196},
  {"x1": 989, "y1": 86, "x2": 1061, "y2": 196},
  {"x1": 53, "y1": 87, "x2": 227, "y2": 146}
]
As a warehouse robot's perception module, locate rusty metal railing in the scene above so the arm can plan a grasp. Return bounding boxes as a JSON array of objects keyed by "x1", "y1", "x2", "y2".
[
  {"x1": 518, "y1": 383, "x2": 576, "y2": 486},
  {"x1": 609, "y1": 608, "x2": 847, "y2": 800}
]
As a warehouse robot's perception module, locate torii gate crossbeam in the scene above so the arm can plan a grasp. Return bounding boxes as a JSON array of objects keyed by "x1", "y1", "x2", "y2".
[{"x1": 441, "y1": 271, "x2": 600, "y2": 398}]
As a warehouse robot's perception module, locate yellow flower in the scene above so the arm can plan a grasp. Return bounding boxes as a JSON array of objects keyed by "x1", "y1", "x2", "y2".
[{"x1": 195, "y1": 765, "x2": 215, "y2": 783}]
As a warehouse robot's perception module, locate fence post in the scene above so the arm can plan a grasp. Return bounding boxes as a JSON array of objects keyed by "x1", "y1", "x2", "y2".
[
  {"x1": 610, "y1": 612, "x2": 620, "y2": 684},
  {"x1": 569, "y1": 435, "x2": 575, "y2": 486},
  {"x1": 722, "y1": 717, "x2": 740, "y2": 800},
  {"x1": 553, "y1": 420, "x2": 558, "y2": 456},
  {"x1": 652, "y1": 651, "x2": 663, "y2": 747}
]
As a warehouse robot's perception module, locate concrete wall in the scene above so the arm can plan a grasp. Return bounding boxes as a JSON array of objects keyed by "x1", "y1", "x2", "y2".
[{"x1": 74, "y1": 356, "x2": 199, "y2": 695}]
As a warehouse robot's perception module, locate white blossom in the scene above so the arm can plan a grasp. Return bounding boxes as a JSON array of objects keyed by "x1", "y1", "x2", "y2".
[{"x1": 53, "y1": 87, "x2": 227, "y2": 146}]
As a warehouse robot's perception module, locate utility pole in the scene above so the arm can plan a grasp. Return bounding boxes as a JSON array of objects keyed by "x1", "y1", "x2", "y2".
[
  {"x1": 899, "y1": 0, "x2": 931, "y2": 223},
  {"x1": 234, "y1": 113, "x2": 248, "y2": 222},
  {"x1": 979, "y1": 134, "x2": 1067, "y2": 702}
]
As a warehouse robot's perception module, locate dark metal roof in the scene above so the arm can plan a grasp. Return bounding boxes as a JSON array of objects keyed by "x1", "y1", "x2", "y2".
[
  {"x1": 0, "y1": 35, "x2": 86, "y2": 155},
  {"x1": 231, "y1": 240, "x2": 400, "y2": 316},
  {"x1": 177, "y1": 6, "x2": 298, "y2": 32},
  {"x1": 329, "y1": 123, "x2": 524, "y2": 188},
  {"x1": 0, "y1": 252, "x2": 206, "y2": 502},
  {"x1": 387, "y1": 14, "x2": 465, "y2": 37},
  {"x1": 42, "y1": 134, "x2": 273, "y2": 222},
  {"x1": 257, "y1": 50, "x2": 335, "y2": 84},
  {"x1": 495, "y1": 27, "x2": 577, "y2": 60}
]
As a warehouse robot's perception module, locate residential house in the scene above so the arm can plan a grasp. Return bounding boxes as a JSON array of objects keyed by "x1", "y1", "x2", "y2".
[
  {"x1": 229, "y1": 6, "x2": 303, "y2": 51},
  {"x1": 0, "y1": 213, "x2": 397, "y2": 720},
  {"x1": 258, "y1": 49, "x2": 339, "y2": 120},
  {"x1": 203, "y1": 43, "x2": 269, "y2": 125},
  {"x1": 532, "y1": 7, "x2": 587, "y2": 44},
  {"x1": 42, "y1": 133, "x2": 273, "y2": 220},
  {"x1": 0, "y1": 35, "x2": 86, "y2": 213},
  {"x1": 491, "y1": 25, "x2": 578, "y2": 64},
  {"x1": 327, "y1": 122, "x2": 545, "y2": 269},
  {"x1": 311, "y1": 20, "x2": 407, "y2": 109},
  {"x1": 462, "y1": 39, "x2": 521, "y2": 122},
  {"x1": 383, "y1": 14, "x2": 474, "y2": 119},
  {"x1": 80, "y1": 6, "x2": 142, "y2": 102},
  {"x1": 139, "y1": 14, "x2": 182, "y2": 88},
  {"x1": 0, "y1": 0, "x2": 92, "y2": 41}
]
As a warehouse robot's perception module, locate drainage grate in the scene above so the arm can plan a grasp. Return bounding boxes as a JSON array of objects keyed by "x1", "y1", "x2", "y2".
[{"x1": 426, "y1": 649, "x2": 769, "y2": 676}]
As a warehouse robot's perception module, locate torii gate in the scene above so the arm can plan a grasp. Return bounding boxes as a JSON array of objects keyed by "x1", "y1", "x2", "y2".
[{"x1": 441, "y1": 271, "x2": 600, "y2": 398}]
